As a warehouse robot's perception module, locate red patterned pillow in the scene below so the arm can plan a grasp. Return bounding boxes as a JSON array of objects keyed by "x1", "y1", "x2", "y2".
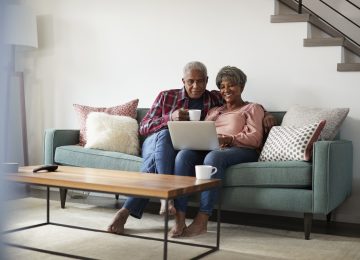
[{"x1": 73, "y1": 99, "x2": 139, "y2": 146}]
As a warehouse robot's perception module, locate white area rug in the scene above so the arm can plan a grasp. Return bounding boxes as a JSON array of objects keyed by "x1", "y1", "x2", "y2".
[{"x1": 3, "y1": 198, "x2": 360, "y2": 260}]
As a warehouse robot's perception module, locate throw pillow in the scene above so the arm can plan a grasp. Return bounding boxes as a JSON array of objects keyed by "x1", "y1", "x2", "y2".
[
  {"x1": 85, "y1": 112, "x2": 140, "y2": 155},
  {"x1": 259, "y1": 120, "x2": 326, "y2": 162},
  {"x1": 73, "y1": 99, "x2": 139, "y2": 145},
  {"x1": 281, "y1": 105, "x2": 349, "y2": 140}
]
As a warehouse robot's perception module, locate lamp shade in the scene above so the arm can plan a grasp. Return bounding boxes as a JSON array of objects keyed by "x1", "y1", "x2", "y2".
[{"x1": 4, "y1": 5, "x2": 38, "y2": 48}]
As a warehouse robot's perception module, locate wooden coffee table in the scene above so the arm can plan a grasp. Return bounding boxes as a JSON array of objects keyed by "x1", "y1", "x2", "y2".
[{"x1": 4, "y1": 166, "x2": 222, "y2": 260}]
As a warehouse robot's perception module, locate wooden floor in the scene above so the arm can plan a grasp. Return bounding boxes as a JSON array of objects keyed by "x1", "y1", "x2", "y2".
[{"x1": 11, "y1": 185, "x2": 360, "y2": 239}]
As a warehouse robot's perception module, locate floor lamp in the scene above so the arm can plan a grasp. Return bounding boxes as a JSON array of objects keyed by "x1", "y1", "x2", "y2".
[{"x1": 4, "y1": 5, "x2": 38, "y2": 166}]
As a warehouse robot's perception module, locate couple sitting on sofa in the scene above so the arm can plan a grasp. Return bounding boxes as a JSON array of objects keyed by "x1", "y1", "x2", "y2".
[{"x1": 107, "y1": 61, "x2": 276, "y2": 238}]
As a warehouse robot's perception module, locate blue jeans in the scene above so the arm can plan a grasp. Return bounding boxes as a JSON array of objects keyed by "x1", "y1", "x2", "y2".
[
  {"x1": 174, "y1": 147, "x2": 258, "y2": 215},
  {"x1": 123, "y1": 129, "x2": 176, "y2": 218}
]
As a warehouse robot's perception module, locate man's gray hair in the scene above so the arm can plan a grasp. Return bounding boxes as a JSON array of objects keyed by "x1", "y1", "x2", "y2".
[
  {"x1": 216, "y1": 66, "x2": 247, "y2": 88},
  {"x1": 183, "y1": 61, "x2": 207, "y2": 78}
]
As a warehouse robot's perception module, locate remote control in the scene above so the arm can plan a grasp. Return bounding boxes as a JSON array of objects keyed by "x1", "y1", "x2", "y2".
[{"x1": 33, "y1": 165, "x2": 58, "y2": 173}]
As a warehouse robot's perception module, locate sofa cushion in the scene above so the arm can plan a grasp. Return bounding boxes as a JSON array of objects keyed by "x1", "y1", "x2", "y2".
[
  {"x1": 73, "y1": 99, "x2": 139, "y2": 146},
  {"x1": 85, "y1": 112, "x2": 139, "y2": 155},
  {"x1": 258, "y1": 121, "x2": 325, "y2": 161},
  {"x1": 223, "y1": 161, "x2": 312, "y2": 188},
  {"x1": 55, "y1": 145, "x2": 142, "y2": 172},
  {"x1": 281, "y1": 105, "x2": 349, "y2": 140}
]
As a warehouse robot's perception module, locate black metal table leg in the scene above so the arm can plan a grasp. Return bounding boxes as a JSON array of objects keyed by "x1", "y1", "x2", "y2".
[
  {"x1": 216, "y1": 188, "x2": 222, "y2": 249},
  {"x1": 47, "y1": 186, "x2": 50, "y2": 223},
  {"x1": 163, "y1": 199, "x2": 169, "y2": 260}
]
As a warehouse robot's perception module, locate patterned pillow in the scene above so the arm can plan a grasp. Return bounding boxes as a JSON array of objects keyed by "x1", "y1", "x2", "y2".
[
  {"x1": 281, "y1": 105, "x2": 349, "y2": 140},
  {"x1": 73, "y1": 99, "x2": 139, "y2": 146},
  {"x1": 259, "y1": 120, "x2": 326, "y2": 161}
]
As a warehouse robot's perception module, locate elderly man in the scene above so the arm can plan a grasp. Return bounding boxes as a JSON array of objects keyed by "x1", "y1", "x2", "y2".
[{"x1": 107, "y1": 61, "x2": 276, "y2": 234}]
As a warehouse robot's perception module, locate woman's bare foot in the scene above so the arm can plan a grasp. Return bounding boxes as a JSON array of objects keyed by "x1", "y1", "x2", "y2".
[
  {"x1": 168, "y1": 211, "x2": 186, "y2": 238},
  {"x1": 183, "y1": 212, "x2": 209, "y2": 237},
  {"x1": 159, "y1": 199, "x2": 176, "y2": 216},
  {"x1": 107, "y1": 208, "x2": 129, "y2": 234}
]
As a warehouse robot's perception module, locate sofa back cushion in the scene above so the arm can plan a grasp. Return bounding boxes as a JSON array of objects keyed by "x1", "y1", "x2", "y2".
[
  {"x1": 281, "y1": 105, "x2": 349, "y2": 140},
  {"x1": 74, "y1": 99, "x2": 139, "y2": 146},
  {"x1": 259, "y1": 120, "x2": 326, "y2": 162},
  {"x1": 136, "y1": 108, "x2": 150, "y2": 147},
  {"x1": 268, "y1": 111, "x2": 285, "y2": 125},
  {"x1": 85, "y1": 112, "x2": 140, "y2": 156}
]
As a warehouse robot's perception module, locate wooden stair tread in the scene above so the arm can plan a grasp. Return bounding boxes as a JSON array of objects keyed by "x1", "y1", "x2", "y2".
[
  {"x1": 271, "y1": 14, "x2": 310, "y2": 23},
  {"x1": 304, "y1": 37, "x2": 344, "y2": 47},
  {"x1": 337, "y1": 63, "x2": 360, "y2": 72}
]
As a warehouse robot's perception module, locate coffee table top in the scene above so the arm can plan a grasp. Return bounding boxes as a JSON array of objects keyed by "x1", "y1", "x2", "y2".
[{"x1": 6, "y1": 166, "x2": 221, "y2": 199}]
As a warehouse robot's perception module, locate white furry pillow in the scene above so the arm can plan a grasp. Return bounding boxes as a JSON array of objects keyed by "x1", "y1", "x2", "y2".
[{"x1": 85, "y1": 112, "x2": 139, "y2": 156}]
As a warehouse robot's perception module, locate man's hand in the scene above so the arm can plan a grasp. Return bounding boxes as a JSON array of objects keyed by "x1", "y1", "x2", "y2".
[
  {"x1": 263, "y1": 112, "x2": 277, "y2": 133},
  {"x1": 171, "y1": 108, "x2": 190, "y2": 121}
]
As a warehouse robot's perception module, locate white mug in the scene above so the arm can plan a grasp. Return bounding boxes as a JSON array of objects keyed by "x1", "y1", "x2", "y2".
[
  {"x1": 188, "y1": 109, "x2": 201, "y2": 121},
  {"x1": 195, "y1": 165, "x2": 217, "y2": 180}
]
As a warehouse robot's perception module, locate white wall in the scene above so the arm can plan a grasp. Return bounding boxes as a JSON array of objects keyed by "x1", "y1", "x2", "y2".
[{"x1": 21, "y1": 0, "x2": 360, "y2": 223}]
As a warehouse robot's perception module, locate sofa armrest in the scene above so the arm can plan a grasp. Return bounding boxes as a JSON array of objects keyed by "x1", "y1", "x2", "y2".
[
  {"x1": 312, "y1": 140, "x2": 353, "y2": 214},
  {"x1": 44, "y1": 129, "x2": 80, "y2": 165}
]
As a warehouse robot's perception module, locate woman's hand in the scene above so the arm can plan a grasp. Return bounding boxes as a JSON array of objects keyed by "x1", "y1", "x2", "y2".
[{"x1": 218, "y1": 134, "x2": 234, "y2": 148}]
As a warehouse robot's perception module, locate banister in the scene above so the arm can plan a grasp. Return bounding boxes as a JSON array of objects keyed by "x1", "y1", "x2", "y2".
[{"x1": 291, "y1": 0, "x2": 360, "y2": 47}]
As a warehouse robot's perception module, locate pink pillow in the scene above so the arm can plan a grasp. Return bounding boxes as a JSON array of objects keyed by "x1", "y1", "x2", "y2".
[{"x1": 73, "y1": 99, "x2": 139, "y2": 146}]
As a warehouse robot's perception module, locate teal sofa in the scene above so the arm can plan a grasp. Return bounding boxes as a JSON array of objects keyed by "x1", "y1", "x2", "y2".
[{"x1": 44, "y1": 108, "x2": 353, "y2": 239}]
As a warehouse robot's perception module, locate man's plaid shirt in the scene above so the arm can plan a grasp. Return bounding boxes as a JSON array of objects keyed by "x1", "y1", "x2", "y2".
[{"x1": 139, "y1": 87, "x2": 223, "y2": 136}]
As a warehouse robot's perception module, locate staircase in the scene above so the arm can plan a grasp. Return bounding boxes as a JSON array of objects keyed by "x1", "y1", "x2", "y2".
[{"x1": 271, "y1": 0, "x2": 360, "y2": 72}]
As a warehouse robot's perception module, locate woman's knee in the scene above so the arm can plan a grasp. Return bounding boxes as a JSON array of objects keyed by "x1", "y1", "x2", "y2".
[
  {"x1": 175, "y1": 150, "x2": 198, "y2": 175},
  {"x1": 203, "y1": 151, "x2": 224, "y2": 167}
]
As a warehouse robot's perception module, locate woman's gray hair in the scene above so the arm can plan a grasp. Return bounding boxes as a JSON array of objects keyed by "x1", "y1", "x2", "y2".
[
  {"x1": 183, "y1": 61, "x2": 207, "y2": 78},
  {"x1": 216, "y1": 66, "x2": 247, "y2": 88}
]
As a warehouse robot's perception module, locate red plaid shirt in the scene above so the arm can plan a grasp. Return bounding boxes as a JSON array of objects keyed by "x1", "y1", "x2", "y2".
[{"x1": 139, "y1": 88, "x2": 223, "y2": 136}]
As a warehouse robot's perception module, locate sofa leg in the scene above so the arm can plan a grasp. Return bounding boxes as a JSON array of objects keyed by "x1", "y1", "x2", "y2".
[
  {"x1": 60, "y1": 188, "x2": 67, "y2": 209},
  {"x1": 326, "y1": 212, "x2": 332, "y2": 223},
  {"x1": 304, "y1": 213, "x2": 313, "y2": 240},
  {"x1": 115, "y1": 194, "x2": 119, "y2": 200}
]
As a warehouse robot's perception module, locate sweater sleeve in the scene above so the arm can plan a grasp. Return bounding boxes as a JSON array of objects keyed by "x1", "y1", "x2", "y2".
[{"x1": 232, "y1": 104, "x2": 264, "y2": 149}]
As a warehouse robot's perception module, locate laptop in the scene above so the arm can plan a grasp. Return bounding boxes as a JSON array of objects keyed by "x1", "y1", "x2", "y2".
[{"x1": 167, "y1": 121, "x2": 219, "y2": 150}]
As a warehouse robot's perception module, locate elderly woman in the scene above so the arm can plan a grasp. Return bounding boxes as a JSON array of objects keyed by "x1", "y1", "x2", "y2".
[{"x1": 169, "y1": 66, "x2": 265, "y2": 238}]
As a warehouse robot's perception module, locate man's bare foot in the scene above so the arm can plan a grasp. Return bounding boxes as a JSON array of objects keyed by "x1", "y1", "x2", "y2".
[
  {"x1": 107, "y1": 208, "x2": 129, "y2": 234},
  {"x1": 168, "y1": 211, "x2": 186, "y2": 238},
  {"x1": 159, "y1": 199, "x2": 176, "y2": 216},
  {"x1": 183, "y1": 212, "x2": 209, "y2": 237}
]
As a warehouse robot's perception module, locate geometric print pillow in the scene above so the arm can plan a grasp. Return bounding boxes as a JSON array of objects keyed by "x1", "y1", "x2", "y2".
[
  {"x1": 259, "y1": 120, "x2": 326, "y2": 162},
  {"x1": 73, "y1": 99, "x2": 139, "y2": 146}
]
